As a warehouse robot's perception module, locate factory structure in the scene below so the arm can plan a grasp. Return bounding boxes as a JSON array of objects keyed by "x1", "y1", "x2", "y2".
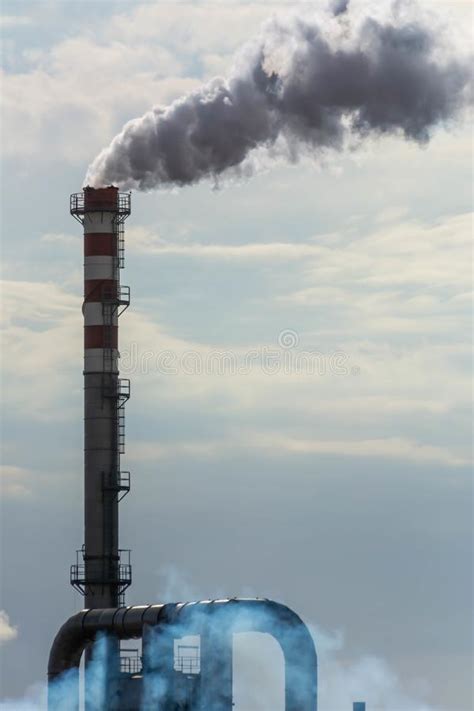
[{"x1": 47, "y1": 186, "x2": 365, "y2": 710}]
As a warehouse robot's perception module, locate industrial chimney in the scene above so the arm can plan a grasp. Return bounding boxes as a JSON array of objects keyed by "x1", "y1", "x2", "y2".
[
  {"x1": 70, "y1": 186, "x2": 132, "y2": 609},
  {"x1": 49, "y1": 187, "x2": 322, "y2": 710}
]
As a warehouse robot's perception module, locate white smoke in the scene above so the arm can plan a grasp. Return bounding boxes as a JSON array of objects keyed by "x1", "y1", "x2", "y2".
[
  {"x1": 231, "y1": 626, "x2": 440, "y2": 711},
  {"x1": 86, "y1": 0, "x2": 471, "y2": 191},
  {"x1": 0, "y1": 623, "x2": 441, "y2": 710},
  {"x1": 0, "y1": 635, "x2": 109, "y2": 711},
  {"x1": 0, "y1": 685, "x2": 46, "y2": 711},
  {"x1": 315, "y1": 627, "x2": 439, "y2": 711}
]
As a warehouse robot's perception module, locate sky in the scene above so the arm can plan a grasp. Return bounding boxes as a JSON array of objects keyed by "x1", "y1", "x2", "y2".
[{"x1": 0, "y1": 0, "x2": 472, "y2": 709}]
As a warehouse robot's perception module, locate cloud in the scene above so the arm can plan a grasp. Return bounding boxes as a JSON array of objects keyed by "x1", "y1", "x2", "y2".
[
  {"x1": 0, "y1": 463, "x2": 62, "y2": 499},
  {"x1": 128, "y1": 431, "x2": 468, "y2": 468},
  {"x1": 40, "y1": 233, "x2": 78, "y2": 246},
  {"x1": 127, "y1": 212, "x2": 472, "y2": 341},
  {"x1": 1, "y1": 36, "x2": 197, "y2": 163},
  {"x1": 127, "y1": 210, "x2": 471, "y2": 288},
  {"x1": 0, "y1": 280, "x2": 81, "y2": 419},
  {"x1": 1, "y1": 207, "x2": 470, "y2": 469},
  {"x1": 0, "y1": 280, "x2": 78, "y2": 326},
  {"x1": 127, "y1": 226, "x2": 327, "y2": 259},
  {"x1": 127, "y1": 439, "x2": 224, "y2": 462},
  {"x1": 279, "y1": 212, "x2": 472, "y2": 339},
  {"x1": 107, "y1": 3, "x2": 275, "y2": 56},
  {"x1": 114, "y1": 207, "x2": 471, "y2": 466},
  {"x1": 0, "y1": 611, "x2": 18, "y2": 645},
  {"x1": 251, "y1": 433, "x2": 469, "y2": 467},
  {"x1": 1, "y1": 2, "x2": 274, "y2": 166},
  {"x1": 0, "y1": 16, "x2": 31, "y2": 28},
  {"x1": 0, "y1": 465, "x2": 34, "y2": 498},
  {"x1": 316, "y1": 212, "x2": 471, "y2": 289}
]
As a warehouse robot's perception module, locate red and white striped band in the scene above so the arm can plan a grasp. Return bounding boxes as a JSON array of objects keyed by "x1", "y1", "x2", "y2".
[
  {"x1": 84, "y1": 233, "x2": 117, "y2": 257},
  {"x1": 83, "y1": 208, "x2": 120, "y2": 373},
  {"x1": 84, "y1": 325, "x2": 118, "y2": 349}
]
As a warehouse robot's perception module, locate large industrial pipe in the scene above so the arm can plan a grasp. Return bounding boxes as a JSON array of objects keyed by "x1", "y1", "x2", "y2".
[{"x1": 48, "y1": 598, "x2": 318, "y2": 710}]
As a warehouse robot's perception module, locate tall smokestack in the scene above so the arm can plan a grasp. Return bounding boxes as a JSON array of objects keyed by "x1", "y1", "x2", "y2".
[{"x1": 70, "y1": 186, "x2": 131, "y2": 609}]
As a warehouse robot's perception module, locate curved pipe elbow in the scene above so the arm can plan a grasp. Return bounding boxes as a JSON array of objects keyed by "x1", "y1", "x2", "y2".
[{"x1": 48, "y1": 611, "x2": 89, "y2": 679}]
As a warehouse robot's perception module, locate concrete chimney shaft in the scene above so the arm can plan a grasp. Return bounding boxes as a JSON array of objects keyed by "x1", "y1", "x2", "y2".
[{"x1": 70, "y1": 186, "x2": 132, "y2": 609}]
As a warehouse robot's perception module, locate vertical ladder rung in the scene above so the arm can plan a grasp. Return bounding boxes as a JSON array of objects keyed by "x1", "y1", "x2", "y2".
[
  {"x1": 118, "y1": 411, "x2": 125, "y2": 454},
  {"x1": 117, "y1": 221, "x2": 125, "y2": 268}
]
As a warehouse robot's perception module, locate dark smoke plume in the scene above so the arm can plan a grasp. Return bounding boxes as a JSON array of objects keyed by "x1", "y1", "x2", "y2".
[
  {"x1": 330, "y1": 0, "x2": 350, "y2": 17},
  {"x1": 86, "y1": 3, "x2": 471, "y2": 191}
]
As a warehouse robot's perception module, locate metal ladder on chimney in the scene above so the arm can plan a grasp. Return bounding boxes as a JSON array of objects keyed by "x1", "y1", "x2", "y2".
[
  {"x1": 117, "y1": 220, "x2": 125, "y2": 268},
  {"x1": 116, "y1": 378, "x2": 130, "y2": 455},
  {"x1": 101, "y1": 377, "x2": 131, "y2": 502},
  {"x1": 102, "y1": 283, "x2": 130, "y2": 374},
  {"x1": 101, "y1": 221, "x2": 131, "y2": 500}
]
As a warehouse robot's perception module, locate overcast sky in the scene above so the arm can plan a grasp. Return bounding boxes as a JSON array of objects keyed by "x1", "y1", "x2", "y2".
[{"x1": 0, "y1": 1, "x2": 472, "y2": 709}]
